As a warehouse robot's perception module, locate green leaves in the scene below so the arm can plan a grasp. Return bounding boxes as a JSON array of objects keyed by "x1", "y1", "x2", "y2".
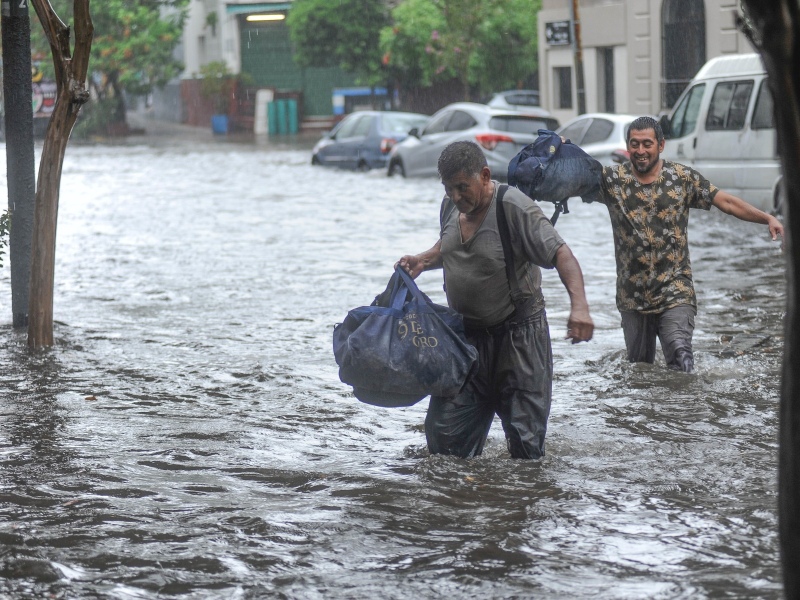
[
  {"x1": 31, "y1": 0, "x2": 189, "y2": 97},
  {"x1": 379, "y1": 0, "x2": 447, "y2": 87},
  {"x1": 381, "y1": 0, "x2": 542, "y2": 98},
  {"x1": 287, "y1": 0, "x2": 390, "y2": 86}
]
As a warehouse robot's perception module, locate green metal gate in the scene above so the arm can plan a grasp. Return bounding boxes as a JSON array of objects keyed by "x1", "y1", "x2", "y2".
[{"x1": 238, "y1": 16, "x2": 355, "y2": 117}]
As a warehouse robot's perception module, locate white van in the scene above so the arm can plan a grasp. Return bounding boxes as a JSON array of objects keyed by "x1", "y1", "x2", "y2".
[{"x1": 660, "y1": 53, "x2": 781, "y2": 214}]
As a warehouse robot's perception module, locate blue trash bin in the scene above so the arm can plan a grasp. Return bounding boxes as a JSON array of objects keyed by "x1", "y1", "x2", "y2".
[{"x1": 211, "y1": 114, "x2": 228, "y2": 135}]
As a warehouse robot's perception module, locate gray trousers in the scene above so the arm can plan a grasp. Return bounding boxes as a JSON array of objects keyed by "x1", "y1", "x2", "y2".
[
  {"x1": 425, "y1": 310, "x2": 553, "y2": 459},
  {"x1": 620, "y1": 305, "x2": 696, "y2": 372}
]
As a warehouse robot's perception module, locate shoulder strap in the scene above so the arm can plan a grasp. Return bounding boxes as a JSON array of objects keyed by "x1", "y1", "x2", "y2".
[{"x1": 495, "y1": 185, "x2": 526, "y2": 310}]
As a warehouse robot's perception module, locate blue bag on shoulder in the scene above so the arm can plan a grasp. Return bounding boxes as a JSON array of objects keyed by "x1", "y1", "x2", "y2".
[
  {"x1": 333, "y1": 267, "x2": 478, "y2": 408},
  {"x1": 507, "y1": 129, "x2": 602, "y2": 203}
]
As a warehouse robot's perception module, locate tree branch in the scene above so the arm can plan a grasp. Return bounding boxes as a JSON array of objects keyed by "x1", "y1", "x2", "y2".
[
  {"x1": 30, "y1": 0, "x2": 69, "y2": 89},
  {"x1": 72, "y1": 0, "x2": 94, "y2": 84}
]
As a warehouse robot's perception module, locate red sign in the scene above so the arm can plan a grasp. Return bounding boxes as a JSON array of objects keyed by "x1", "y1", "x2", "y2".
[{"x1": 32, "y1": 81, "x2": 57, "y2": 118}]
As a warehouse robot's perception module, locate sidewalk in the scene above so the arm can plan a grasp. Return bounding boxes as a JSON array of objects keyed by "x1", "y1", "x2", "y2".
[{"x1": 126, "y1": 111, "x2": 321, "y2": 149}]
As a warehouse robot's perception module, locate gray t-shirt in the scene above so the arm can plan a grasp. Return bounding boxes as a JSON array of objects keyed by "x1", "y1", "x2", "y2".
[{"x1": 439, "y1": 182, "x2": 565, "y2": 328}]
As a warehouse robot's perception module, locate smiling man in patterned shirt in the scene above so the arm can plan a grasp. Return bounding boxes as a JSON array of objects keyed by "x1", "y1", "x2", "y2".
[{"x1": 587, "y1": 116, "x2": 783, "y2": 372}]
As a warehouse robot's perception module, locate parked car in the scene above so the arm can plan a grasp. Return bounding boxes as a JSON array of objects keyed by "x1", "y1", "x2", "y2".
[
  {"x1": 387, "y1": 102, "x2": 559, "y2": 178},
  {"x1": 486, "y1": 89, "x2": 541, "y2": 110},
  {"x1": 556, "y1": 113, "x2": 639, "y2": 166},
  {"x1": 312, "y1": 111, "x2": 429, "y2": 171}
]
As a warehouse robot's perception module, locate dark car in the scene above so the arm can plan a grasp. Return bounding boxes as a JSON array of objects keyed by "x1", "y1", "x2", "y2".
[{"x1": 311, "y1": 111, "x2": 429, "y2": 171}]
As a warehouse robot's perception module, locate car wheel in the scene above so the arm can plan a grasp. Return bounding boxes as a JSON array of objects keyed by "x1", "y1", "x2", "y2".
[
  {"x1": 311, "y1": 155, "x2": 321, "y2": 166},
  {"x1": 357, "y1": 160, "x2": 370, "y2": 172},
  {"x1": 388, "y1": 159, "x2": 405, "y2": 178}
]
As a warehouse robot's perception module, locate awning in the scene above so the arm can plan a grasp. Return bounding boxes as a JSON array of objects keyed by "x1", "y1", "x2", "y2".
[{"x1": 225, "y1": 3, "x2": 291, "y2": 15}]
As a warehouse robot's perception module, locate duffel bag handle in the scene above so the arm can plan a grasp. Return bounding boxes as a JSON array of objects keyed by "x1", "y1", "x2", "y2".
[{"x1": 393, "y1": 265, "x2": 430, "y2": 309}]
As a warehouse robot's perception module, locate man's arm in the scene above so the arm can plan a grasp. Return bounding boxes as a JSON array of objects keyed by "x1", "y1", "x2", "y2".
[
  {"x1": 712, "y1": 190, "x2": 784, "y2": 241},
  {"x1": 398, "y1": 240, "x2": 443, "y2": 279},
  {"x1": 553, "y1": 244, "x2": 594, "y2": 344}
]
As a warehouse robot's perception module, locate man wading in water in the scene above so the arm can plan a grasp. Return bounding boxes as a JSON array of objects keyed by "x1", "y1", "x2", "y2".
[
  {"x1": 583, "y1": 116, "x2": 783, "y2": 372},
  {"x1": 399, "y1": 141, "x2": 594, "y2": 460}
]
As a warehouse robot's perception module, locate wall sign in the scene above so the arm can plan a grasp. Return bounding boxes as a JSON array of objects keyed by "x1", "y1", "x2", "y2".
[{"x1": 545, "y1": 21, "x2": 572, "y2": 46}]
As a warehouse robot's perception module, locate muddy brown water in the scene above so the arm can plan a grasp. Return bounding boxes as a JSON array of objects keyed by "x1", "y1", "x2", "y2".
[{"x1": 0, "y1": 134, "x2": 786, "y2": 598}]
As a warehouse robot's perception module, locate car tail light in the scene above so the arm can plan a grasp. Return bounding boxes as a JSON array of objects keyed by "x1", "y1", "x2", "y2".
[
  {"x1": 380, "y1": 138, "x2": 396, "y2": 154},
  {"x1": 611, "y1": 149, "x2": 629, "y2": 164},
  {"x1": 475, "y1": 133, "x2": 514, "y2": 151}
]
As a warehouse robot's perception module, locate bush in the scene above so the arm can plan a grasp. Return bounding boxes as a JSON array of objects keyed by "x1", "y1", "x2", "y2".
[
  {"x1": 199, "y1": 61, "x2": 234, "y2": 114},
  {"x1": 72, "y1": 98, "x2": 124, "y2": 139}
]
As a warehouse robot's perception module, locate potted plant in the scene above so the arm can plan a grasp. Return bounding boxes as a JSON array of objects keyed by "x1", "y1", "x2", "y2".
[{"x1": 199, "y1": 61, "x2": 233, "y2": 134}]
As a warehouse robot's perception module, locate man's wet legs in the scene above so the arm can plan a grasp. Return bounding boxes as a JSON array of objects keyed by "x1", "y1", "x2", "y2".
[
  {"x1": 425, "y1": 311, "x2": 553, "y2": 459},
  {"x1": 620, "y1": 306, "x2": 696, "y2": 372},
  {"x1": 657, "y1": 305, "x2": 696, "y2": 372},
  {"x1": 621, "y1": 311, "x2": 658, "y2": 363}
]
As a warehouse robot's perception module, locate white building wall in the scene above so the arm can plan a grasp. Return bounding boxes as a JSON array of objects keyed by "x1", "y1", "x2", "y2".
[
  {"x1": 583, "y1": 47, "x2": 598, "y2": 113},
  {"x1": 632, "y1": 0, "x2": 654, "y2": 116},
  {"x1": 538, "y1": 0, "x2": 753, "y2": 122},
  {"x1": 614, "y1": 45, "x2": 629, "y2": 113},
  {"x1": 182, "y1": 0, "x2": 255, "y2": 78}
]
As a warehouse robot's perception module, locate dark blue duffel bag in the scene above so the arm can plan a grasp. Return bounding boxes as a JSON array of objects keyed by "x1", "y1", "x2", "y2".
[
  {"x1": 507, "y1": 129, "x2": 602, "y2": 204},
  {"x1": 333, "y1": 267, "x2": 478, "y2": 407}
]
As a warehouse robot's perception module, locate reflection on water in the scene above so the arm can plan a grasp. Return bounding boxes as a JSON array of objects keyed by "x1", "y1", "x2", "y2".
[{"x1": 0, "y1": 135, "x2": 785, "y2": 598}]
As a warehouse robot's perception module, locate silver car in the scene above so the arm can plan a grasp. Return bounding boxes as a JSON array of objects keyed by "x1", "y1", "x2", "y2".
[
  {"x1": 486, "y1": 89, "x2": 541, "y2": 110},
  {"x1": 556, "y1": 113, "x2": 639, "y2": 166},
  {"x1": 387, "y1": 102, "x2": 559, "y2": 178}
]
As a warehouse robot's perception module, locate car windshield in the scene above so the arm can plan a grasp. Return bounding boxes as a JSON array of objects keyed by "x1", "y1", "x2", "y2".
[
  {"x1": 490, "y1": 116, "x2": 559, "y2": 134},
  {"x1": 381, "y1": 113, "x2": 428, "y2": 134}
]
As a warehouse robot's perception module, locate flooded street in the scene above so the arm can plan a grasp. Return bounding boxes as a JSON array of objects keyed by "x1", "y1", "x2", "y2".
[{"x1": 0, "y1": 130, "x2": 786, "y2": 598}]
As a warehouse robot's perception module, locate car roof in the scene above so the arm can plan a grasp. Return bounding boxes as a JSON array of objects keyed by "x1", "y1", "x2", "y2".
[
  {"x1": 556, "y1": 113, "x2": 639, "y2": 130},
  {"x1": 434, "y1": 101, "x2": 554, "y2": 118},
  {"x1": 341, "y1": 110, "x2": 425, "y2": 117},
  {"x1": 560, "y1": 112, "x2": 640, "y2": 123},
  {"x1": 492, "y1": 89, "x2": 539, "y2": 96}
]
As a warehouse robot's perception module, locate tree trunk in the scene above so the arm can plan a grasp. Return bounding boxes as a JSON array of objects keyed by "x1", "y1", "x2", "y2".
[
  {"x1": 738, "y1": 1, "x2": 800, "y2": 597},
  {"x1": 1, "y1": 2, "x2": 36, "y2": 329},
  {"x1": 27, "y1": 0, "x2": 93, "y2": 348}
]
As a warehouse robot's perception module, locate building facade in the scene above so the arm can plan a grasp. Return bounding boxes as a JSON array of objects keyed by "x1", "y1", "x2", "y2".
[
  {"x1": 537, "y1": 0, "x2": 754, "y2": 124},
  {"x1": 173, "y1": 0, "x2": 357, "y2": 128}
]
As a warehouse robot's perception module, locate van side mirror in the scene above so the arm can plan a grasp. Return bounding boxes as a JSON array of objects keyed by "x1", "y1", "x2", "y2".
[{"x1": 659, "y1": 114, "x2": 671, "y2": 139}]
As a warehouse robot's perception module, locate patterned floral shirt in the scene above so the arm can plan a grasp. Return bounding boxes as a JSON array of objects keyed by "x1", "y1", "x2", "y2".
[{"x1": 596, "y1": 160, "x2": 718, "y2": 313}]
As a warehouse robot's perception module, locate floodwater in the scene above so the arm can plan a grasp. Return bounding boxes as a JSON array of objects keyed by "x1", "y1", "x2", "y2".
[{"x1": 0, "y1": 129, "x2": 787, "y2": 599}]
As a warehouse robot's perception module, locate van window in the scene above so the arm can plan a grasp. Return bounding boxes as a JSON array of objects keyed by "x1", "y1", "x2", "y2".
[
  {"x1": 669, "y1": 83, "x2": 705, "y2": 138},
  {"x1": 706, "y1": 80, "x2": 754, "y2": 131},
  {"x1": 751, "y1": 80, "x2": 775, "y2": 130}
]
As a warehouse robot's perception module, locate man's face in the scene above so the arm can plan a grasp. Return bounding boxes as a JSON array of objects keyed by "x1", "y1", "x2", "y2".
[
  {"x1": 442, "y1": 167, "x2": 491, "y2": 215},
  {"x1": 627, "y1": 128, "x2": 665, "y2": 175}
]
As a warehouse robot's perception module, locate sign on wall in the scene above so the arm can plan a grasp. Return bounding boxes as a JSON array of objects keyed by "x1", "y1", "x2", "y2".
[{"x1": 545, "y1": 21, "x2": 572, "y2": 46}]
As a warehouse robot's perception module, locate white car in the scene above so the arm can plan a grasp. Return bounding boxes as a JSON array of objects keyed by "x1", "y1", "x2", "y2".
[
  {"x1": 556, "y1": 113, "x2": 639, "y2": 166},
  {"x1": 486, "y1": 89, "x2": 541, "y2": 110},
  {"x1": 387, "y1": 102, "x2": 559, "y2": 178}
]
